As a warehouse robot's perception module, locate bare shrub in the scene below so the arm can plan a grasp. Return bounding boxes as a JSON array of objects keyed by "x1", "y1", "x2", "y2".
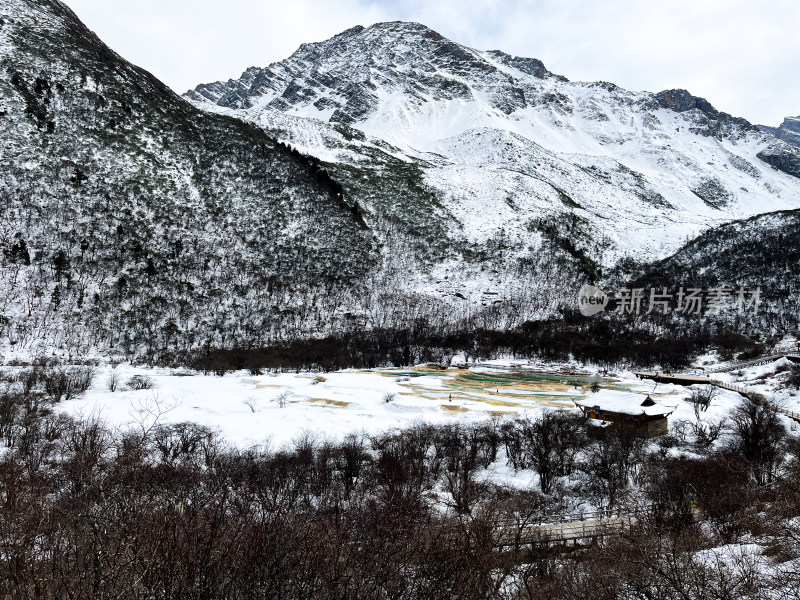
[
  {"x1": 59, "y1": 417, "x2": 112, "y2": 488},
  {"x1": 526, "y1": 411, "x2": 587, "y2": 494},
  {"x1": 787, "y1": 365, "x2": 800, "y2": 389},
  {"x1": 43, "y1": 366, "x2": 95, "y2": 402},
  {"x1": 243, "y1": 396, "x2": 258, "y2": 413},
  {"x1": 152, "y1": 422, "x2": 219, "y2": 467},
  {"x1": 687, "y1": 385, "x2": 717, "y2": 418},
  {"x1": 500, "y1": 419, "x2": 528, "y2": 471},
  {"x1": 671, "y1": 418, "x2": 692, "y2": 444},
  {"x1": 579, "y1": 432, "x2": 646, "y2": 508},
  {"x1": 501, "y1": 412, "x2": 587, "y2": 490},
  {"x1": 383, "y1": 392, "x2": 397, "y2": 403},
  {"x1": 331, "y1": 433, "x2": 369, "y2": 491},
  {"x1": 127, "y1": 374, "x2": 155, "y2": 391},
  {"x1": 371, "y1": 428, "x2": 433, "y2": 511},
  {"x1": 646, "y1": 453, "x2": 757, "y2": 540},
  {"x1": 16, "y1": 368, "x2": 41, "y2": 395},
  {"x1": 435, "y1": 424, "x2": 488, "y2": 514},
  {"x1": 106, "y1": 369, "x2": 121, "y2": 392},
  {"x1": 728, "y1": 396, "x2": 787, "y2": 486},
  {"x1": 691, "y1": 417, "x2": 727, "y2": 450},
  {"x1": 477, "y1": 485, "x2": 547, "y2": 549},
  {"x1": 0, "y1": 390, "x2": 22, "y2": 447},
  {"x1": 0, "y1": 410, "x2": 785, "y2": 597}
]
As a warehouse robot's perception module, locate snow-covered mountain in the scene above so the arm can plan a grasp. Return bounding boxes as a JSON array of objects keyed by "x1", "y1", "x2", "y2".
[
  {"x1": 2, "y1": 4, "x2": 799, "y2": 361},
  {"x1": 187, "y1": 22, "x2": 800, "y2": 265},
  {"x1": 760, "y1": 115, "x2": 800, "y2": 148}
]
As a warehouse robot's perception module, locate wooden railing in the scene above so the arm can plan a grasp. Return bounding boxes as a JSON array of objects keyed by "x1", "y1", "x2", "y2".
[
  {"x1": 708, "y1": 344, "x2": 800, "y2": 373},
  {"x1": 710, "y1": 380, "x2": 762, "y2": 398},
  {"x1": 779, "y1": 409, "x2": 800, "y2": 423},
  {"x1": 493, "y1": 505, "x2": 656, "y2": 546},
  {"x1": 635, "y1": 371, "x2": 800, "y2": 424},
  {"x1": 494, "y1": 504, "x2": 653, "y2": 528},
  {"x1": 707, "y1": 380, "x2": 800, "y2": 422}
]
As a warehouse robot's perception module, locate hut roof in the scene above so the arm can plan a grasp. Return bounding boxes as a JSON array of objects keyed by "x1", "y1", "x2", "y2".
[{"x1": 575, "y1": 392, "x2": 676, "y2": 417}]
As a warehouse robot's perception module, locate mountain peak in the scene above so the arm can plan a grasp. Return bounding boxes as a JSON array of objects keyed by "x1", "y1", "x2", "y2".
[
  {"x1": 183, "y1": 21, "x2": 799, "y2": 185},
  {"x1": 362, "y1": 21, "x2": 449, "y2": 43},
  {"x1": 185, "y1": 21, "x2": 556, "y2": 120},
  {"x1": 286, "y1": 21, "x2": 451, "y2": 60},
  {"x1": 367, "y1": 20, "x2": 441, "y2": 34}
]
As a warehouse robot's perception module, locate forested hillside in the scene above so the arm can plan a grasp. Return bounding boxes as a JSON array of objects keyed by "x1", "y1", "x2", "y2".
[
  {"x1": 0, "y1": 0, "x2": 377, "y2": 361},
  {"x1": 629, "y1": 209, "x2": 800, "y2": 335}
]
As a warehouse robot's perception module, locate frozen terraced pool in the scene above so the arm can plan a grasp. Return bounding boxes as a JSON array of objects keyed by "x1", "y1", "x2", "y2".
[{"x1": 55, "y1": 363, "x2": 679, "y2": 447}]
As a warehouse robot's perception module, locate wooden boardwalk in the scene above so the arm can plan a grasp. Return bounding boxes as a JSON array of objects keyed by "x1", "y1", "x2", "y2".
[
  {"x1": 632, "y1": 371, "x2": 717, "y2": 386},
  {"x1": 707, "y1": 345, "x2": 800, "y2": 374},
  {"x1": 633, "y1": 370, "x2": 800, "y2": 425},
  {"x1": 493, "y1": 506, "x2": 654, "y2": 547}
]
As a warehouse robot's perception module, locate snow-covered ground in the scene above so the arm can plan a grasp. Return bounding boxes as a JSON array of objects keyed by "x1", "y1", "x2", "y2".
[
  {"x1": 719, "y1": 357, "x2": 800, "y2": 414},
  {"x1": 51, "y1": 360, "x2": 776, "y2": 448}
]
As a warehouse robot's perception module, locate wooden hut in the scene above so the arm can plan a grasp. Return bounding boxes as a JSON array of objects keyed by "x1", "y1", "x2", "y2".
[{"x1": 574, "y1": 394, "x2": 675, "y2": 438}]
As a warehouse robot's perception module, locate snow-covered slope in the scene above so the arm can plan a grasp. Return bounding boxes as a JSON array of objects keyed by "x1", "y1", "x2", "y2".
[
  {"x1": 3, "y1": 6, "x2": 798, "y2": 361},
  {"x1": 187, "y1": 22, "x2": 800, "y2": 262}
]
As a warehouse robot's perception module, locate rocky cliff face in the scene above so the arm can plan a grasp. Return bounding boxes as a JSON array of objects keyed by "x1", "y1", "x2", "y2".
[
  {"x1": 186, "y1": 22, "x2": 565, "y2": 122},
  {"x1": 655, "y1": 89, "x2": 759, "y2": 137},
  {"x1": 756, "y1": 143, "x2": 800, "y2": 179},
  {"x1": 760, "y1": 115, "x2": 800, "y2": 148}
]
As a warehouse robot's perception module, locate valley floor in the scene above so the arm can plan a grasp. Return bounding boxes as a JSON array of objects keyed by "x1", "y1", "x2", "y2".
[
  {"x1": 54, "y1": 357, "x2": 793, "y2": 449},
  {"x1": 2, "y1": 352, "x2": 800, "y2": 598}
]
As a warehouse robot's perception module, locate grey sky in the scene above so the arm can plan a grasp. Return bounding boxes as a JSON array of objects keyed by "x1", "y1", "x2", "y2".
[{"x1": 64, "y1": 0, "x2": 798, "y2": 125}]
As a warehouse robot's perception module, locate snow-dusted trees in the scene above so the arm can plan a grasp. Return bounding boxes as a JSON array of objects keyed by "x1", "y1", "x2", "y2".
[
  {"x1": 501, "y1": 412, "x2": 587, "y2": 495},
  {"x1": 727, "y1": 396, "x2": 787, "y2": 486}
]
